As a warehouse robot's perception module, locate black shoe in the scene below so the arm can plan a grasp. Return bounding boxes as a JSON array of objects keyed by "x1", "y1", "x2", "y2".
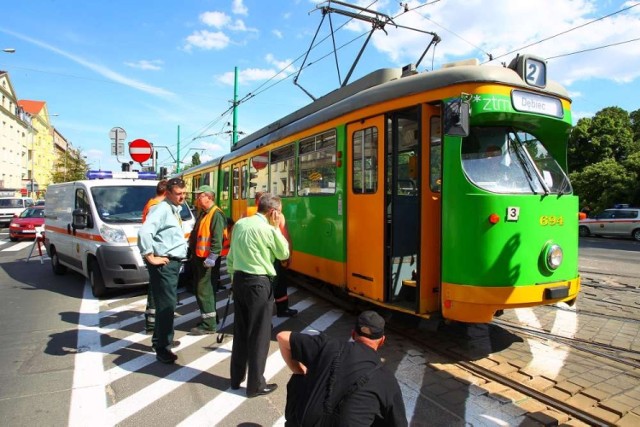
[
  {"x1": 156, "y1": 349, "x2": 178, "y2": 364},
  {"x1": 247, "y1": 383, "x2": 278, "y2": 398},
  {"x1": 189, "y1": 327, "x2": 216, "y2": 335},
  {"x1": 151, "y1": 340, "x2": 180, "y2": 352},
  {"x1": 230, "y1": 384, "x2": 240, "y2": 390},
  {"x1": 277, "y1": 308, "x2": 298, "y2": 318}
]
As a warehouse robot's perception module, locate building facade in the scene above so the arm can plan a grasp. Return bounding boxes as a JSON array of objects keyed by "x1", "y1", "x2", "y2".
[
  {"x1": 0, "y1": 71, "x2": 32, "y2": 196},
  {"x1": 18, "y1": 99, "x2": 56, "y2": 198}
]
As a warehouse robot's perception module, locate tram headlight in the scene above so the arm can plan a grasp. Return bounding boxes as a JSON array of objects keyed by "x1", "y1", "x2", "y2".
[{"x1": 544, "y1": 243, "x2": 563, "y2": 270}]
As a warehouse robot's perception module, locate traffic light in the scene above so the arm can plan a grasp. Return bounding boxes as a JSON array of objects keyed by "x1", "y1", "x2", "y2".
[
  {"x1": 121, "y1": 162, "x2": 130, "y2": 172},
  {"x1": 159, "y1": 167, "x2": 168, "y2": 179}
]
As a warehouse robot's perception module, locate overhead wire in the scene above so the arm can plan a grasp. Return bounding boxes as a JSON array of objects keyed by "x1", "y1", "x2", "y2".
[{"x1": 488, "y1": 1, "x2": 640, "y2": 63}]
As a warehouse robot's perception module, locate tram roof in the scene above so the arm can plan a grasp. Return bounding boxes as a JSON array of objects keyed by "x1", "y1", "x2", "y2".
[
  {"x1": 181, "y1": 61, "x2": 570, "y2": 176},
  {"x1": 230, "y1": 62, "x2": 569, "y2": 155}
]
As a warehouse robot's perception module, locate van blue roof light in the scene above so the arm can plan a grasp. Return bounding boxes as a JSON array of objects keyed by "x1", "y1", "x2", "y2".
[
  {"x1": 86, "y1": 170, "x2": 158, "y2": 180},
  {"x1": 138, "y1": 172, "x2": 158, "y2": 180},
  {"x1": 87, "y1": 170, "x2": 113, "y2": 179}
]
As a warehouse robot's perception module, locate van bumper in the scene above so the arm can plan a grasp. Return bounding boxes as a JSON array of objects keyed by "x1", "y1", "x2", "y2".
[{"x1": 96, "y1": 245, "x2": 149, "y2": 287}]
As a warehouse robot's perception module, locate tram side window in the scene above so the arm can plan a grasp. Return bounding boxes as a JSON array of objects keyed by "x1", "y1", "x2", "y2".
[
  {"x1": 249, "y1": 152, "x2": 270, "y2": 199},
  {"x1": 232, "y1": 166, "x2": 240, "y2": 200},
  {"x1": 240, "y1": 164, "x2": 247, "y2": 199},
  {"x1": 221, "y1": 166, "x2": 230, "y2": 201},
  {"x1": 271, "y1": 143, "x2": 296, "y2": 198},
  {"x1": 298, "y1": 130, "x2": 337, "y2": 196},
  {"x1": 352, "y1": 127, "x2": 378, "y2": 194},
  {"x1": 430, "y1": 116, "x2": 442, "y2": 193}
]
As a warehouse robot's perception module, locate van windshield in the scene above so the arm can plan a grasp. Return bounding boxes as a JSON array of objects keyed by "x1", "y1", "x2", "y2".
[
  {"x1": 91, "y1": 186, "x2": 156, "y2": 223},
  {"x1": 0, "y1": 199, "x2": 24, "y2": 208},
  {"x1": 90, "y1": 186, "x2": 193, "y2": 224}
]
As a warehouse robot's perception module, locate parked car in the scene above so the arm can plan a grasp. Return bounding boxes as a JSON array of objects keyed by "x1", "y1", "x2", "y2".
[
  {"x1": 0, "y1": 197, "x2": 35, "y2": 227},
  {"x1": 9, "y1": 206, "x2": 45, "y2": 241},
  {"x1": 35, "y1": 199, "x2": 45, "y2": 206},
  {"x1": 579, "y1": 207, "x2": 640, "y2": 241}
]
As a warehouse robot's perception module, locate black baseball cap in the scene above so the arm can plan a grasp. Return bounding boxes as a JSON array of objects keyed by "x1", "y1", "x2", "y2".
[{"x1": 355, "y1": 311, "x2": 385, "y2": 339}]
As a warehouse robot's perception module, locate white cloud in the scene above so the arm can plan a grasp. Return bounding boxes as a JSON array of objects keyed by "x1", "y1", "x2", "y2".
[
  {"x1": 0, "y1": 28, "x2": 174, "y2": 98},
  {"x1": 184, "y1": 30, "x2": 230, "y2": 51},
  {"x1": 216, "y1": 54, "x2": 298, "y2": 85},
  {"x1": 200, "y1": 11, "x2": 231, "y2": 28},
  {"x1": 232, "y1": 0, "x2": 248, "y2": 16},
  {"x1": 228, "y1": 19, "x2": 258, "y2": 33},
  {"x1": 272, "y1": 29, "x2": 283, "y2": 39},
  {"x1": 216, "y1": 68, "x2": 278, "y2": 85},
  {"x1": 347, "y1": 0, "x2": 640, "y2": 87},
  {"x1": 125, "y1": 59, "x2": 164, "y2": 71},
  {"x1": 265, "y1": 53, "x2": 297, "y2": 72}
]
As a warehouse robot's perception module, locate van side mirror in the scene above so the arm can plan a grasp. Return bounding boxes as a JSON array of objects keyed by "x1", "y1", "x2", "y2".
[
  {"x1": 72, "y1": 209, "x2": 88, "y2": 230},
  {"x1": 443, "y1": 97, "x2": 470, "y2": 137}
]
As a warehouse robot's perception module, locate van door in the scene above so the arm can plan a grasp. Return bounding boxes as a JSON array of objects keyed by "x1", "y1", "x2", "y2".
[{"x1": 346, "y1": 116, "x2": 385, "y2": 301}]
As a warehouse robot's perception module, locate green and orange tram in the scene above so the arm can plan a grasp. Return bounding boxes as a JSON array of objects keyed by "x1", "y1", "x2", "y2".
[{"x1": 179, "y1": 53, "x2": 580, "y2": 323}]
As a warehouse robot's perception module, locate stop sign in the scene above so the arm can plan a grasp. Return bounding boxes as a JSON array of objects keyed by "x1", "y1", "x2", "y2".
[{"x1": 129, "y1": 139, "x2": 153, "y2": 163}]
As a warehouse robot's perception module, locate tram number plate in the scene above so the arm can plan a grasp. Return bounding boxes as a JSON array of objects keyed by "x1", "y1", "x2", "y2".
[{"x1": 506, "y1": 207, "x2": 520, "y2": 221}]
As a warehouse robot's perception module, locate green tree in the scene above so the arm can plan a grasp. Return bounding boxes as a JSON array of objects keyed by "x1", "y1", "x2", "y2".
[
  {"x1": 569, "y1": 159, "x2": 635, "y2": 213},
  {"x1": 192, "y1": 152, "x2": 201, "y2": 167},
  {"x1": 568, "y1": 107, "x2": 636, "y2": 173},
  {"x1": 622, "y1": 151, "x2": 640, "y2": 207},
  {"x1": 568, "y1": 117, "x2": 592, "y2": 172},
  {"x1": 631, "y1": 109, "x2": 640, "y2": 142},
  {"x1": 51, "y1": 149, "x2": 90, "y2": 183}
]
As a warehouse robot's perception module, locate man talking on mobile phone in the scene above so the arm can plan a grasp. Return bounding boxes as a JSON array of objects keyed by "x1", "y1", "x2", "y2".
[{"x1": 226, "y1": 192, "x2": 290, "y2": 397}]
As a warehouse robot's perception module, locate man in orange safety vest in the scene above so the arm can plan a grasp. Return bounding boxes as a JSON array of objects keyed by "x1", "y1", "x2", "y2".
[{"x1": 188, "y1": 185, "x2": 226, "y2": 335}]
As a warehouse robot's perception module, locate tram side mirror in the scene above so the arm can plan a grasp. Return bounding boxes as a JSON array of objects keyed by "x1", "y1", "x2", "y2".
[
  {"x1": 443, "y1": 98, "x2": 470, "y2": 137},
  {"x1": 72, "y1": 208, "x2": 88, "y2": 230}
]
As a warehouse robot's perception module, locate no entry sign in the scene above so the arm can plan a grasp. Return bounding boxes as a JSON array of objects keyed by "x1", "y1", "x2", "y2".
[{"x1": 129, "y1": 139, "x2": 153, "y2": 163}]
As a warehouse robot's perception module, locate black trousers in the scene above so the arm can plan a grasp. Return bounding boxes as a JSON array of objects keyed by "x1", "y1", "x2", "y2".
[
  {"x1": 230, "y1": 271, "x2": 273, "y2": 394},
  {"x1": 273, "y1": 261, "x2": 290, "y2": 312},
  {"x1": 146, "y1": 260, "x2": 181, "y2": 351}
]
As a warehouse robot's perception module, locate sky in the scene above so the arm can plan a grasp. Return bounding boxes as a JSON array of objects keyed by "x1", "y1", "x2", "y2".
[{"x1": 2, "y1": 0, "x2": 639, "y2": 173}]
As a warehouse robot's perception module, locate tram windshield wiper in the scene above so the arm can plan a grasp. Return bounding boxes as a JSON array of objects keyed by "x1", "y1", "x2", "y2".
[{"x1": 508, "y1": 133, "x2": 542, "y2": 195}]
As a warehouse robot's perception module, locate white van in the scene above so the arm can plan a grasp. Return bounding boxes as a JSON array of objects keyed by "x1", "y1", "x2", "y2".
[
  {"x1": 0, "y1": 197, "x2": 35, "y2": 226},
  {"x1": 44, "y1": 171, "x2": 195, "y2": 297}
]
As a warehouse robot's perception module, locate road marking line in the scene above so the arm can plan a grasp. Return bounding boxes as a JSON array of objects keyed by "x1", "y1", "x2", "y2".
[
  {"x1": 178, "y1": 307, "x2": 341, "y2": 427},
  {"x1": 68, "y1": 283, "x2": 108, "y2": 427},
  {"x1": 3, "y1": 241, "x2": 33, "y2": 251}
]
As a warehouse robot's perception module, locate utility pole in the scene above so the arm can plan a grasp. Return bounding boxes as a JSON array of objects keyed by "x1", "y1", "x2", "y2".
[
  {"x1": 232, "y1": 66, "x2": 239, "y2": 148},
  {"x1": 176, "y1": 125, "x2": 181, "y2": 173}
]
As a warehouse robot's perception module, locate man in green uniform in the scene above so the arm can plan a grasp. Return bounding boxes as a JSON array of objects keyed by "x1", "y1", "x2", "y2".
[
  {"x1": 138, "y1": 178, "x2": 188, "y2": 364},
  {"x1": 189, "y1": 185, "x2": 226, "y2": 335}
]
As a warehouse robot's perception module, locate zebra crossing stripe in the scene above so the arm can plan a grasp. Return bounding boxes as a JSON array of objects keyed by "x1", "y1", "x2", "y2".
[
  {"x1": 3, "y1": 241, "x2": 33, "y2": 251},
  {"x1": 108, "y1": 297, "x2": 316, "y2": 425},
  {"x1": 69, "y1": 284, "x2": 108, "y2": 427},
  {"x1": 178, "y1": 308, "x2": 343, "y2": 426}
]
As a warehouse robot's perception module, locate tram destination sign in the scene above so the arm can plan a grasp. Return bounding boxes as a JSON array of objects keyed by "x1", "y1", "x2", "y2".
[{"x1": 512, "y1": 90, "x2": 563, "y2": 118}]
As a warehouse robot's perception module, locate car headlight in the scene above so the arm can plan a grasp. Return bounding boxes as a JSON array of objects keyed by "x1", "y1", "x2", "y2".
[
  {"x1": 99, "y1": 224, "x2": 128, "y2": 243},
  {"x1": 544, "y1": 243, "x2": 563, "y2": 270}
]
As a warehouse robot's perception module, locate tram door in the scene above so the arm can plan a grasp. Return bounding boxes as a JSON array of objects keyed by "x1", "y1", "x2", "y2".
[
  {"x1": 346, "y1": 116, "x2": 386, "y2": 301},
  {"x1": 385, "y1": 107, "x2": 421, "y2": 311}
]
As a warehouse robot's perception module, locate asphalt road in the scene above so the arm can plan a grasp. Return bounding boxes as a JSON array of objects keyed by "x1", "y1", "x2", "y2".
[{"x1": 0, "y1": 230, "x2": 638, "y2": 426}]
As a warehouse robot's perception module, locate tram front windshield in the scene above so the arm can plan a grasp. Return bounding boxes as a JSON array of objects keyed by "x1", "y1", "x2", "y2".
[{"x1": 461, "y1": 127, "x2": 572, "y2": 195}]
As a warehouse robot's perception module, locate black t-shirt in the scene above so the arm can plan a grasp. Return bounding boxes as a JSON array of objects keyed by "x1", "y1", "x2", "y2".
[{"x1": 288, "y1": 332, "x2": 407, "y2": 427}]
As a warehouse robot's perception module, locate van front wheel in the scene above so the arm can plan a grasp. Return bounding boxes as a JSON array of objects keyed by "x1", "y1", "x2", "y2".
[
  {"x1": 89, "y1": 259, "x2": 107, "y2": 298},
  {"x1": 633, "y1": 228, "x2": 640, "y2": 242},
  {"x1": 50, "y1": 247, "x2": 67, "y2": 275}
]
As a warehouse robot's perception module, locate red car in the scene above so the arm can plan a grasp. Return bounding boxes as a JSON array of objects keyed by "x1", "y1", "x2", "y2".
[{"x1": 9, "y1": 206, "x2": 45, "y2": 241}]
